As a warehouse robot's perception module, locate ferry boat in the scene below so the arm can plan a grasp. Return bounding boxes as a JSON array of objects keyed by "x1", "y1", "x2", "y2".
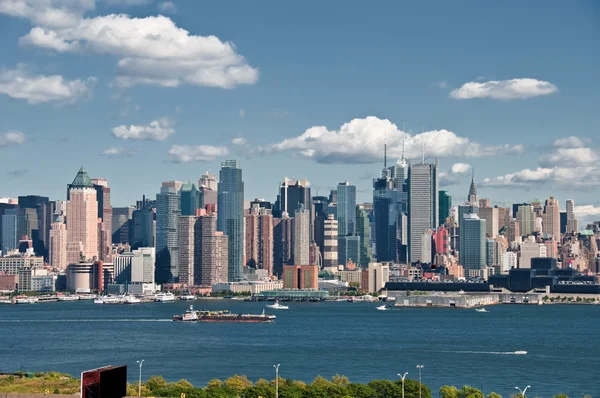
[
  {"x1": 173, "y1": 305, "x2": 276, "y2": 323},
  {"x1": 155, "y1": 292, "x2": 176, "y2": 302},
  {"x1": 0, "y1": 298, "x2": 13, "y2": 304},
  {"x1": 15, "y1": 296, "x2": 38, "y2": 304},
  {"x1": 179, "y1": 294, "x2": 196, "y2": 300},
  {"x1": 58, "y1": 295, "x2": 80, "y2": 301},
  {"x1": 102, "y1": 296, "x2": 122, "y2": 304},
  {"x1": 266, "y1": 300, "x2": 288, "y2": 310},
  {"x1": 78, "y1": 294, "x2": 97, "y2": 300}
]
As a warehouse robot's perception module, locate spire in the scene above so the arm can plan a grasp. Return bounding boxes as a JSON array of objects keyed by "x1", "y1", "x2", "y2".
[
  {"x1": 70, "y1": 166, "x2": 93, "y2": 188},
  {"x1": 468, "y1": 168, "x2": 478, "y2": 204},
  {"x1": 384, "y1": 136, "x2": 387, "y2": 169}
]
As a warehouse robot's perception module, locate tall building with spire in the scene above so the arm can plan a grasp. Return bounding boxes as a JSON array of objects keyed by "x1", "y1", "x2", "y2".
[
  {"x1": 468, "y1": 171, "x2": 478, "y2": 204},
  {"x1": 67, "y1": 167, "x2": 98, "y2": 263}
]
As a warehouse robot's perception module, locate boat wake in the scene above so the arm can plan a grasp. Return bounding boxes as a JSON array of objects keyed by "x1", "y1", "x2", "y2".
[
  {"x1": 0, "y1": 319, "x2": 171, "y2": 323},
  {"x1": 442, "y1": 350, "x2": 528, "y2": 355}
]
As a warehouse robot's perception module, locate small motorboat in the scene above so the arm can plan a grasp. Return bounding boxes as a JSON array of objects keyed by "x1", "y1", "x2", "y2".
[
  {"x1": 376, "y1": 305, "x2": 389, "y2": 311},
  {"x1": 475, "y1": 307, "x2": 488, "y2": 312},
  {"x1": 513, "y1": 351, "x2": 528, "y2": 355},
  {"x1": 266, "y1": 300, "x2": 289, "y2": 310}
]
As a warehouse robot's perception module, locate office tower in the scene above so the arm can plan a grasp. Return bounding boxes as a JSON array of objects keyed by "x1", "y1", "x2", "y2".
[
  {"x1": 438, "y1": 191, "x2": 452, "y2": 226},
  {"x1": 356, "y1": 204, "x2": 373, "y2": 267},
  {"x1": 373, "y1": 196, "x2": 391, "y2": 262},
  {"x1": 112, "y1": 206, "x2": 135, "y2": 244},
  {"x1": 156, "y1": 182, "x2": 180, "y2": 283},
  {"x1": 67, "y1": 167, "x2": 99, "y2": 262},
  {"x1": 283, "y1": 265, "x2": 318, "y2": 289},
  {"x1": 322, "y1": 214, "x2": 338, "y2": 268},
  {"x1": 560, "y1": 212, "x2": 567, "y2": 235},
  {"x1": 566, "y1": 199, "x2": 578, "y2": 234},
  {"x1": 131, "y1": 196, "x2": 154, "y2": 250},
  {"x1": 180, "y1": 181, "x2": 202, "y2": 216},
  {"x1": 486, "y1": 238, "x2": 503, "y2": 267},
  {"x1": 199, "y1": 172, "x2": 218, "y2": 206},
  {"x1": 504, "y1": 218, "x2": 520, "y2": 244},
  {"x1": 131, "y1": 247, "x2": 155, "y2": 284},
  {"x1": 531, "y1": 199, "x2": 543, "y2": 217},
  {"x1": 245, "y1": 206, "x2": 274, "y2": 274},
  {"x1": 478, "y1": 202, "x2": 499, "y2": 238},
  {"x1": 408, "y1": 162, "x2": 438, "y2": 263},
  {"x1": 336, "y1": 181, "x2": 356, "y2": 236},
  {"x1": 273, "y1": 215, "x2": 293, "y2": 277},
  {"x1": 217, "y1": 160, "x2": 244, "y2": 282},
  {"x1": 497, "y1": 207, "x2": 510, "y2": 231},
  {"x1": 512, "y1": 203, "x2": 529, "y2": 218},
  {"x1": 278, "y1": 178, "x2": 311, "y2": 217},
  {"x1": 91, "y1": 178, "x2": 111, "y2": 260},
  {"x1": 503, "y1": 252, "x2": 518, "y2": 272},
  {"x1": 49, "y1": 219, "x2": 67, "y2": 270},
  {"x1": 1, "y1": 209, "x2": 19, "y2": 254},
  {"x1": 194, "y1": 213, "x2": 228, "y2": 286},
  {"x1": 366, "y1": 262, "x2": 390, "y2": 292},
  {"x1": 178, "y1": 215, "x2": 197, "y2": 285},
  {"x1": 293, "y1": 205, "x2": 310, "y2": 265},
  {"x1": 516, "y1": 205, "x2": 535, "y2": 236},
  {"x1": 17, "y1": 195, "x2": 52, "y2": 259},
  {"x1": 468, "y1": 172, "x2": 478, "y2": 204},
  {"x1": 312, "y1": 195, "x2": 330, "y2": 258},
  {"x1": 459, "y1": 213, "x2": 486, "y2": 270},
  {"x1": 433, "y1": 226, "x2": 449, "y2": 255},
  {"x1": 339, "y1": 235, "x2": 360, "y2": 268},
  {"x1": 541, "y1": 197, "x2": 560, "y2": 241},
  {"x1": 421, "y1": 230, "x2": 434, "y2": 264},
  {"x1": 519, "y1": 236, "x2": 547, "y2": 268}
]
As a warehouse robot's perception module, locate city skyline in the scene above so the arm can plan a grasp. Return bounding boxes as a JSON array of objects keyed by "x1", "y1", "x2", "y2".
[{"x1": 0, "y1": 1, "x2": 599, "y2": 219}]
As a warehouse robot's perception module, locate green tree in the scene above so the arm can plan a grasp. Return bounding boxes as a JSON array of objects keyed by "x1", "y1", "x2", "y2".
[
  {"x1": 146, "y1": 375, "x2": 168, "y2": 392},
  {"x1": 457, "y1": 385, "x2": 484, "y2": 398},
  {"x1": 346, "y1": 383, "x2": 377, "y2": 398},
  {"x1": 224, "y1": 375, "x2": 252, "y2": 392},
  {"x1": 440, "y1": 385, "x2": 459, "y2": 398},
  {"x1": 332, "y1": 374, "x2": 350, "y2": 387},
  {"x1": 368, "y1": 379, "x2": 399, "y2": 398},
  {"x1": 486, "y1": 393, "x2": 502, "y2": 398},
  {"x1": 552, "y1": 395, "x2": 569, "y2": 398}
]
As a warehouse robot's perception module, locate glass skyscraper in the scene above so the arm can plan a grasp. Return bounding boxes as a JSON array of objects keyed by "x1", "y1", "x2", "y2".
[
  {"x1": 180, "y1": 181, "x2": 202, "y2": 216},
  {"x1": 156, "y1": 183, "x2": 180, "y2": 283},
  {"x1": 218, "y1": 160, "x2": 244, "y2": 282},
  {"x1": 408, "y1": 162, "x2": 438, "y2": 263},
  {"x1": 336, "y1": 181, "x2": 356, "y2": 237},
  {"x1": 438, "y1": 190, "x2": 452, "y2": 226},
  {"x1": 459, "y1": 213, "x2": 486, "y2": 270}
]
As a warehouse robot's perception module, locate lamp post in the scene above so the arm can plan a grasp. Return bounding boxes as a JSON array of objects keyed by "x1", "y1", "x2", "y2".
[
  {"x1": 416, "y1": 365, "x2": 424, "y2": 398},
  {"x1": 397, "y1": 372, "x2": 408, "y2": 398},
  {"x1": 515, "y1": 385, "x2": 530, "y2": 398},
  {"x1": 274, "y1": 364, "x2": 280, "y2": 398},
  {"x1": 136, "y1": 360, "x2": 144, "y2": 398}
]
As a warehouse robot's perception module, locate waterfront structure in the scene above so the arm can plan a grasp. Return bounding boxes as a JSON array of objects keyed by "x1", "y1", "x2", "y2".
[
  {"x1": 283, "y1": 264, "x2": 318, "y2": 289},
  {"x1": 408, "y1": 162, "x2": 438, "y2": 263},
  {"x1": 212, "y1": 280, "x2": 283, "y2": 294},
  {"x1": 293, "y1": 205, "x2": 310, "y2": 265},
  {"x1": 322, "y1": 214, "x2": 338, "y2": 268},
  {"x1": 355, "y1": 204, "x2": 373, "y2": 267},
  {"x1": 156, "y1": 182, "x2": 180, "y2": 283},
  {"x1": 111, "y1": 206, "x2": 135, "y2": 244},
  {"x1": 438, "y1": 191, "x2": 452, "y2": 226},
  {"x1": 541, "y1": 197, "x2": 560, "y2": 241},
  {"x1": 366, "y1": 262, "x2": 390, "y2": 292},
  {"x1": 218, "y1": 160, "x2": 244, "y2": 282},
  {"x1": 67, "y1": 168, "x2": 98, "y2": 263},
  {"x1": 66, "y1": 261, "x2": 109, "y2": 292},
  {"x1": 459, "y1": 214, "x2": 486, "y2": 270},
  {"x1": 520, "y1": 236, "x2": 547, "y2": 268},
  {"x1": 336, "y1": 181, "x2": 356, "y2": 237},
  {"x1": 178, "y1": 215, "x2": 197, "y2": 285},
  {"x1": 49, "y1": 220, "x2": 67, "y2": 270},
  {"x1": 478, "y1": 202, "x2": 499, "y2": 238},
  {"x1": 180, "y1": 181, "x2": 202, "y2": 216},
  {"x1": 244, "y1": 206, "x2": 274, "y2": 275}
]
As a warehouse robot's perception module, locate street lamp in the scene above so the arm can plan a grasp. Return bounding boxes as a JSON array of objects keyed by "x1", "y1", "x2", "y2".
[
  {"x1": 397, "y1": 372, "x2": 408, "y2": 398},
  {"x1": 515, "y1": 385, "x2": 530, "y2": 398},
  {"x1": 416, "y1": 365, "x2": 424, "y2": 398},
  {"x1": 136, "y1": 360, "x2": 144, "y2": 398},
  {"x1": 274, "y1": 364, "x2": 280, "y2": 398}
]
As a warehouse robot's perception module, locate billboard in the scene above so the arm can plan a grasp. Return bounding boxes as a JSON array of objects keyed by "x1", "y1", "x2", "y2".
[{"x1": 81, "y1": 365, "x2": 127, "y2": 398}]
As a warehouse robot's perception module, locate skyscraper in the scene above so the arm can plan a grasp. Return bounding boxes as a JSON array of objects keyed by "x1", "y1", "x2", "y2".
[
  {"x1": 156, "y1": 182, "x2": 180, "y2": 283},
  {"x1": 1, "y1": 209, "x2": 19, "y2": 254},
  {"x1": 194, "y1": 213, "x2": 228, "y2": 286},
  {"x1": 91, "y1": 178, "x2": 111, "y2": 261},
  {"x1": 293, "y1": 205, "x2": 310, "y2": 265},
  {"x1": 245, "y1": 206, "x2": 274, "y2": 274},
  {"x1": 541, "y1": 197, "x2": 560, "y2": 241},
  {"x1": 322, "y1": 214, "x2": 338, "y2": 268},
  {"x1": 566, "y1": 199, "x2": 578, "y2": 234},
  {"x1": 478, "y1": 200, "x2": 499, "y2": 238},
  {"x1": 336, "y1": 181, "x2": 356, "y2": 237},
  {"x1": 355, "y1": 204, "x2": 373, "y2": 267},
  {"x1": 131, "y1": 196, "x2": 154, "y2": 250},
  {"x1": 339, "y1": 235, "x2": 361, "y2": 267},
  {"x1": 217, "y1": 160, "x2": 244, "y2": 282},
  {"x1": 517, "y1": 205, "x2": 535, "y2": 237},
  {"x1": 17, "y1": 195, "x2": 52, "y2": 259},
  {"x1": 180, "y1": 181, "x2": 202, "y2": 216},
  {"x1": 199, "y1": 172, "x2": 217, "y2": 206},
  {"x1": 112, "y1": 206, "x2": 135, "y2": 244},
  {"x1": 49, "y1": 218, "x2": 67, "y2": 270},
  {"x1": 67, "y1": 167, "x2": 98, "y2": 263},
  {"x1": 438, "y1": 190, "x2": 452, "y2": 226},
  {"x1": 459, "y1": 213, "x2": 486, "y2": 270},
  {"x1": 468, "y1": 172, "x2": 478, "y2": 204},
  {"x1": 408, "y1": 162, "x2": 438, "y2": 263},
  {"x1": 178, "y1": 215, "x2": 197, "y2": 285},
  {"x1": 273, "y1": 215, "x2": 293, "y2": 277},
  {"x1": 277, "y1": 178, "x2": 311, "y2": 217}
]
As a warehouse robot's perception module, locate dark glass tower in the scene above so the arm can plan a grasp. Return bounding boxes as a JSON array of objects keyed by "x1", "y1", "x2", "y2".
[
  {"x1": 180, "y1": 181, "x2": 202, "y2": 216},
  {"x1": 218, "y1": 160, "x2": 244, "y2": 282},
  {"x1": 439, "y1": 190, "x2": 452, "y2": 226}
]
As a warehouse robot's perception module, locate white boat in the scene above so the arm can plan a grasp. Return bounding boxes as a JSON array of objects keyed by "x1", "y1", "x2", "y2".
[
  {"x1": 376, "y1": 305, "x2": 389, "y2": 311},
  {"x1": 475, "y1": 307, "x2": 488, "y2": 312},
  {"x1": 514, "y1": 351, "x2": 528, "y2": 355},
  {"x1": 124, "y1": 295, "x2": 141, "y2": 304},
  {"x1": 15, "y1": 297, "x2": 38, "y2": 304},
  {"x1": 266, "y1": 300, "x2": 289, "y2": 310},
  {"x1": 102, "y1": 296, "x2": 122, "y2": 304},
  {"x1": 538, "y1": 300, "x2": 543, "y2": 305},
  {"x1": 78, "y1": 294, "x2": 97, "y2": 300},
  {"x1": 93, "y1": 297, "x2": 104, "y2": 304},
  {"x1": 155, "y1": 292, "x2": 176, "y2": 302},
  {"x1": 0, "y1": 298, "x2": 13, "y2": 304},
  {"x1": 58, "y1": 295, "x2": 79, "y2": 301},
  {"x1": 179, "y1": 294, "x2": 196, "y2": 300},
  {"x1": 458, "y1": 290, "x2": 465, "y2": 295}
]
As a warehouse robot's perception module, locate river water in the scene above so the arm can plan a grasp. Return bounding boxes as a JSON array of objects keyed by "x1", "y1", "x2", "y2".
[{"x1": 1, "y1": 300, "x2": 598, "y2": 397}]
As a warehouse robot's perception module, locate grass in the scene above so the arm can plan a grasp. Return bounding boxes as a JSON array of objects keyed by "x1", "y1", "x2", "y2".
[{"x1": 0, "y1": 372, "x2": 80, "y2": 394}]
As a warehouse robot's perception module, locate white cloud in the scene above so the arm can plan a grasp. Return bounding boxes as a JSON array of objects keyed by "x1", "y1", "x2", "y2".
[
  {"x1": 0, "y1": 64, "x2": 95, "y2": 104},
  {"x1": 553, "y1": 136, "x2": 585, "y2": 148},
  {"x1": 0, "y1": 131, "x2": 26, "y2": 148},
  {"x1": 439, "y1": 163, "x2": 472, "y2": 186},
  {"x1": 0, "y1": 0, "x2": 95, "y2": 28},
  {"x1": 100, "y1": 146, "x2": 137, "y2": 157},
  {"x1": 168, "y1": 145, "x2": 229, "y2": 163},
  {"x1": 158, "y1": 1, "x2": 176, "y2": 13},
  {"x1": 260, "y1": 116, "x2": 523, "y2": 164},
  {"x1": 14, "y1": 8, "x2": 258, "y2": 89},
  {"x1": 450, "y1": 78, "x2": 558, "y2": 100},
  {"x1": 574, "y1": 205, "x2": 600, "y2": 218},
  {"x1": 482, "y1": 166, "x2": 600, "y2": 188},
  {"x1": 104, "y1": 0, "x2": 149, "y2": 5},
  {"x1": 232, "y1": 137, "x2": 247, "y2": 146},
  {"x1": 539, "y1": 147, "x2": 598, "y2": 168},
  {"x1": 239, "y1": 109, "x2": 245, "y2": 118},
  {"x1": 112, "y1": 117, "x2": 175, "y2": 141},
  {"x1": 451, "y1": 163, "x2": 471, "y2": 174}
]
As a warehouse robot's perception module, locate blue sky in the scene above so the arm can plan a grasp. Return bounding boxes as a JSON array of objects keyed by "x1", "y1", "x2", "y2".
[{"x1": 1, "y1": 0, "x2": 599, "y2": 219}]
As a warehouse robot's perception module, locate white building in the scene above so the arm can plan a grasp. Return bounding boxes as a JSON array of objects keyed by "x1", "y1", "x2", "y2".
[
  {"x1": 502, "y1": 252, "x2": 518, "y2": 273},
  {"x1": 211, "y1": 280, "x2": 283, "y2": 294},
  {"x1": 519, "y1": 237, "x2": 547, "y2": 268},
  {"x1": 366, "y1": 262, "x2": 390, "y2": 293},
  {"x1": 131, "y1": 247, "x2": 155, "y2": 284}
]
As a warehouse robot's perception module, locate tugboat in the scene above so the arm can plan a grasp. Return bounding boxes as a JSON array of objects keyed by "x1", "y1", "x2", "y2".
[{"x1": 173, "y1": 305, "x2": 276, "y2": 323}]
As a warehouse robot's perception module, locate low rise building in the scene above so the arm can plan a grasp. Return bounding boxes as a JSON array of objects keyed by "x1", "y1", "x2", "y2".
[
  {"x1": 282, "y1": 265, "x2": 319, "y2": 289},
  {"x1": 211, "y1": 280, "x2": 283, "y2": 294}
]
